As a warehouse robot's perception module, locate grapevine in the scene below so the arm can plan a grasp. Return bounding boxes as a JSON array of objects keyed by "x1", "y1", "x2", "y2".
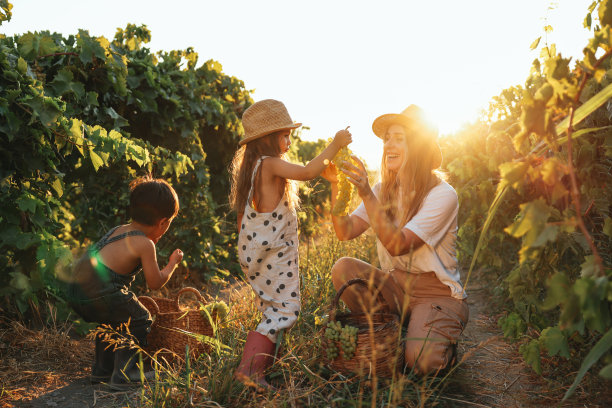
[
  {"x1": 328, "y1": 139, "x2": 355, "y2": 216},
  {"x1": 324, "y1": 320, "x2": 359, "y2": 360}
]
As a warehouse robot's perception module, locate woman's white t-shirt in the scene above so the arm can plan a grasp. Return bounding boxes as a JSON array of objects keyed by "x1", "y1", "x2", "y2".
[{"x1": 352, "y1": 180, "x2": 466, "y2": 300}]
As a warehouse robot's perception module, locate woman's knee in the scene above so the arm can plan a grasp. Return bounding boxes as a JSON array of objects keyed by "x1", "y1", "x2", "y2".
[
  {"x1": 331, "y1": 257, "x2": 358, "y2": 288},
  {"x1": 404, "y1": 339, "x2": 450, "y2": 375}
]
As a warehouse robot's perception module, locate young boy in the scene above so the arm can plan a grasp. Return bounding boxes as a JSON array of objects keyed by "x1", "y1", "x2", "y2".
[{"x1": 66, "y1": 175, "x2": 183, "y2": 390}]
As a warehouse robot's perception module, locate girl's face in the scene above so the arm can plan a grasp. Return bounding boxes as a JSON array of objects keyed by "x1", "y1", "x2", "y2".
[
  {"x1": 277, "y1": 130, "x2": 292, "y2": 154},
  {"x1": 383, "y1": 124, "x2": 407, "y2": 172}
]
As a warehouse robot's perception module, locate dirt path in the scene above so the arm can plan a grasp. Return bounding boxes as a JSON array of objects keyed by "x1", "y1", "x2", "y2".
[{"x1": 442, "y1": 282, "x2": 611, "y2": 408}]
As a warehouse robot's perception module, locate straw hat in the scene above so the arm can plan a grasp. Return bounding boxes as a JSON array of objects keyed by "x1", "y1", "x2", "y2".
[
  {"x1": 372, "y1": 105, "x2": 443, "y2": 169},
  {"x1": 239, "y1": 99, "x2": 302, "y2": 145}
]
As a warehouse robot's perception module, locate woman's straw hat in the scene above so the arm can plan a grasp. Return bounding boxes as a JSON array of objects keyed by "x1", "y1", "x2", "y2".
[
  {"x1": 372, "y1": 105, "x2": 443, "y2": 169},
  {"x1": 239, "y1": 99, "x2": 302, "y2": 145}
]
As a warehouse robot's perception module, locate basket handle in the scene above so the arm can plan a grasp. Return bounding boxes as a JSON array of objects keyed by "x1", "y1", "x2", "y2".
[
  {"x1": 175, "y1": 287, "x2": 204, "y2": 309},
  {"x1": 331, "y1": 278, "x2": 370, "y2": 321},
  {"x1": 138, "y1": 296, "x2": 160, "y2": 315},
  {"x1": 331, "y1": 277, "x2": 390, "y2": 320}
]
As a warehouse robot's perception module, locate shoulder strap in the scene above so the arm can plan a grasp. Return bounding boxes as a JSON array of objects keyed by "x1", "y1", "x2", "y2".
[
  {"x1": 247, "y1": 156, "x2": 269, "y2": 204},
  {"x1": 97, "y1": 229, "x2": 146, "y2": 251}
]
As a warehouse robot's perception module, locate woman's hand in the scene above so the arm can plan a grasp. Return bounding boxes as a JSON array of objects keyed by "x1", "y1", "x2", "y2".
[
  {"x1": 321, "y1": 161, "x2": 338, "y2": 184},
  {"x1": 341, "y1": 155, "x2": 372, "y2": 199}
]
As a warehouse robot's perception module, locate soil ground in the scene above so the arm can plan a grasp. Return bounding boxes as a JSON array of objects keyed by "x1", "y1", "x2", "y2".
[{"x1": 1, "y1": 277, "x2": 610, "y2": 408}]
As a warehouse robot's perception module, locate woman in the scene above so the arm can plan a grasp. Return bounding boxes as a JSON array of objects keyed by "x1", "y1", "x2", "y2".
[{"x1": 322, "y1": 105, "x2": 468, "y2": 374}]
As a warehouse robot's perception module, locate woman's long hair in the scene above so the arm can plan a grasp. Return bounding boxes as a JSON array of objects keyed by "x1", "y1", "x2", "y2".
[
  {"x1": 379, "y1": 125, "x2": 444, "y2": 226},
  {"x1": 229, "y1": 131, "x2": 299, "y2": 213}
]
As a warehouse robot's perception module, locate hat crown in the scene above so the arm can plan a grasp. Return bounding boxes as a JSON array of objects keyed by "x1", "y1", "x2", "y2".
[{"x1": 241, "y1": 99, "x2": 299, "y2": 144}]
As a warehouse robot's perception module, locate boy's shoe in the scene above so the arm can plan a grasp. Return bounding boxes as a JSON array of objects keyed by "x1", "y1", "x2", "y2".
[
  {"x1": 235, "y1": 331, "x2": 276, "y2": 391},
  {"x1": 108, "y1": 347, "x2": 154, "y2": 391},
  {"x1": 90, "y1": 334, "x2": 115, "y2": 384}
]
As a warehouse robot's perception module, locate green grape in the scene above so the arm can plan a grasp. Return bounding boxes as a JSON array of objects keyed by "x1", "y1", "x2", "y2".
[
  {"x1": 328, "y1": 139, "x2": 356, "y2": 216},
  {"x1": 325, "y1": 320, "x2": 359, "y2": 361}
]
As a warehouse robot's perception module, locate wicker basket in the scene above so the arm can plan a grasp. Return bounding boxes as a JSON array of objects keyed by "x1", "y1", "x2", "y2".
[
  {"x1": 138, "y1": 287, "x2": 214, "y2": 361},
  {"x1": 324, "y1": 278, "x2": 404, "y2": 377}
]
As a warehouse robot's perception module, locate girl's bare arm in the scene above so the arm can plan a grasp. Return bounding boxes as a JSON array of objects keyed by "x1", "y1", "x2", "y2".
[{"x1": 266, "y1": 128, "x2": 352, "y2": 181}]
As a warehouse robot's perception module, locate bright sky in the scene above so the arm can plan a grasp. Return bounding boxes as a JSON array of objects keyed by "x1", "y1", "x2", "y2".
[{"x1": 2, "y1": 0, "x2": 593, "y2": 169}]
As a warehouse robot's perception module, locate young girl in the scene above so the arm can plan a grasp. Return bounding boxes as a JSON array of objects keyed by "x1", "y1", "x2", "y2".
[{"x1": 230, "y1": 99, "x2": 351, "y2": 388}]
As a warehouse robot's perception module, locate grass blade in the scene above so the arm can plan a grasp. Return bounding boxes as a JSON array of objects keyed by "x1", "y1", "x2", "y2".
[
  {"x1": 463, "y1": 184, "x2": 510, "y2": 291},
  {"x1": 562, "y1": 328, "x2": 612, "y2": 401}
]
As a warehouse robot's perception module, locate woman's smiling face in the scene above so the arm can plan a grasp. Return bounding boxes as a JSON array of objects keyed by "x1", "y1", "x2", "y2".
[{"x1": 383, "y1": 124, "x2": 407, "y2": 172}]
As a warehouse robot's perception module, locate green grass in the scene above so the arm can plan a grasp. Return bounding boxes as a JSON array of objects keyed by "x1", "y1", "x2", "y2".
[{"x1": 131, "y1": 225, "x2": 457, "y2": 407}]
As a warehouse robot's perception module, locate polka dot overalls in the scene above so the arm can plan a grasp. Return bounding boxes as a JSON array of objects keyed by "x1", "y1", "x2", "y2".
[{"x1": 238, "y1": 156, "x2": 300, "y2": 342}]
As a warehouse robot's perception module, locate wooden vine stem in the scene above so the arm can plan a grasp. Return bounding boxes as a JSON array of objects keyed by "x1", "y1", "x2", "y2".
[{"x1": 564, "y1": 48, "x2": 612, "y2": 276}]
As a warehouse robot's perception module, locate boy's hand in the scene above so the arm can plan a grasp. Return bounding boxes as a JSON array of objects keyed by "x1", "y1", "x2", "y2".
[
  {"x1": 170, "y1": 249, "x2": 183, "y2": 265},
  {"x1": 333, "y1": 126, "x2": 352, "y2": 147}
]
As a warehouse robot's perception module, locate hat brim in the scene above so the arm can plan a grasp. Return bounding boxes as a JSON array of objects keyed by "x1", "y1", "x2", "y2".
[
  {"x1": 372, "y1": 113, "x2": 416, "y2": 139},
  {"x1": 372, "y1": 113, "x2": 443, "y2": 169},
  {"x1": 239, "y1": 123, "x2": 302, "y2": 146}
]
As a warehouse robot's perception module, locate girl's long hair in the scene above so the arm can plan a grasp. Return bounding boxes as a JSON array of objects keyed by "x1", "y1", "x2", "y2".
[
  {"x1": 379, "y1": 125, "x2": 444, "y2": 226},
  {"x1": 229, "y1": 131, "x2": 299, "y2": 213}
]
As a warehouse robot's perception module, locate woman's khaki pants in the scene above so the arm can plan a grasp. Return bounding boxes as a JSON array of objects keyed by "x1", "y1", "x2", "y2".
[{"x1": 331, "y1": 257, "x2": 469, "y2": 375}]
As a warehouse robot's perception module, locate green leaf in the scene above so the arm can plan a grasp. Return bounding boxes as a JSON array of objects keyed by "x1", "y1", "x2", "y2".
[
  {"x1": 499, "y1": 161, "x2": 529, "y2": 188},
  {"x1": 105, "y1": 107, "x2": 129, "y2": 129},
  {"x1": 17, "y1": 32, "x2": 58, "y2": 59},
  {"x1": 48, "y1": 69, "x2": 85, "y2": 99},
  {"x1": 599, "y1": 0, "x2": 612, "y2": 27},
  {"x1": 0, "y1": 0, "x2": 13, "y2": 25},
  {"x1": 599, "y1": 363, "x2": 612, "y2": 379},
  {"x1": 16, "y1": 193, "x2": 39, "y2": 213},
  {"x1": 86, "y1": 91, "x2": 99, "y2": 107},
  {"x1": 520, "y1": 339, "x2": 542, "y2": 374},
  {"x1": 17, "y1": 57, "x2": 27, "y2": 74},
  {"x1": 563, "y1": 328, "x2": 612, "y2": 401},
  {"x1": 540, "y1": 326, "x2": 570, "y2": 358},
  {"x1": 543, "y1": 273, "x2": 571, "y2": 310},
  {"x1": 580, "y1": 255, "x2": 598, "y2": 278},
  {"x1": 89, "y1": 150, "x2": 104, "y2": 171},
  {"x1": 22, "y1": 95, "x2": 62, "y2": 127},
  {"x1": 499, "y1": 312, "x2": 526, "y2": 339},
  {"x1": 504, "y1": 199, "x2": 550, "y2": 239},
  {"x1": 10, "y1": 272, "x2": 31, "y2": 293},
  {"x1": 603, "y1": 217, "x2": 612, "y2": 238},
  {"x1": 51, "y1": 178, "x2": 63, "y2": 197},
  {"x1": 76, "y1": 29, "x2": 106, "y2": 64}
]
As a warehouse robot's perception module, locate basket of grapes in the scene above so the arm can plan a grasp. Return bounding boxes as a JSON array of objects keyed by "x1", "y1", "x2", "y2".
[{"x1": 323, "y1": 278, "x2": 404, "y2": 377}]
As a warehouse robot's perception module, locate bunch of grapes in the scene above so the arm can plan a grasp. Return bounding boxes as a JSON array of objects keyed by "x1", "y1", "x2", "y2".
[
  {"x1": 324, "y1": 320, "x2": 359, "y2": 360},
  {"x1": 328, "y1": 139, "x2": 355, "y2": 216},
  {"x1": 199, "y1": 301, "x2": 229, "y2": 322}
]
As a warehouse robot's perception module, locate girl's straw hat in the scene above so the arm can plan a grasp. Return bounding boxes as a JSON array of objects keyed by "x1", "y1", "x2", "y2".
[
  {"x1": 372, "y1": 105, "x2": 443, "y2": 169},
  {"x1": 240, "y1": 99, "x2": 302, "y2": 145}
]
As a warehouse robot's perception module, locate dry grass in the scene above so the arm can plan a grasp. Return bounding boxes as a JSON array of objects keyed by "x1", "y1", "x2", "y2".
[
  {"x1": 0, "y1": 311, "x2": 92, "y2": 406},
  {"x1": 1, "y1": 226, "x2": 611, "y2": 407}
]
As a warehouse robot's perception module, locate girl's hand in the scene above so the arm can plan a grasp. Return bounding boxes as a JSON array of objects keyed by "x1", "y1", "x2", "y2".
[
  {"x1": 341, "y1": 155, "x2": 372, "y2": 198},
  {"x1": 170, "y1": 248, "x2": 184, "y2": 265},
  {"x1": 321, "y1": 161, "x2": 338, "y2": 183},
  {"x1": 333, "y1": 126, "x2": 352, "y2": 148}
]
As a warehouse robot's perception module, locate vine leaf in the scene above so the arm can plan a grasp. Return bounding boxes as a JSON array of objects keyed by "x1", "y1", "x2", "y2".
[{"x1": 539, "y1": 326, "x2": 570, "y2": 358}]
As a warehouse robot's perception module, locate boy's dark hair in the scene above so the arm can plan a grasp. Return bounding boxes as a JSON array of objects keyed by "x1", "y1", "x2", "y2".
[{"x1": 129, "y1": 175, "x2": 179, "y2": 225}]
